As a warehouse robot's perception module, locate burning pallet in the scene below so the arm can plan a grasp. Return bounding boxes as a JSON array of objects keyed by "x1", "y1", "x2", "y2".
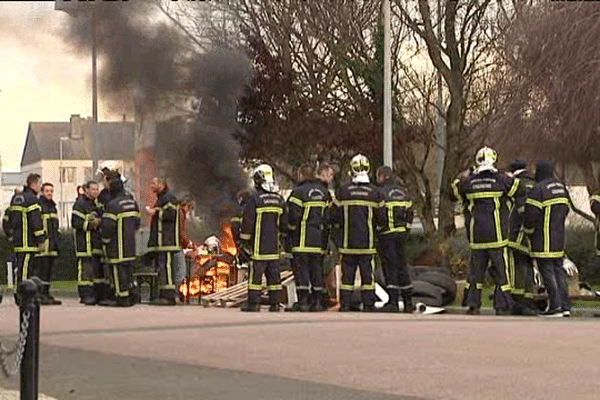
[{"x1": 201, "y1": 270, "x2": 294, "y2": 308}]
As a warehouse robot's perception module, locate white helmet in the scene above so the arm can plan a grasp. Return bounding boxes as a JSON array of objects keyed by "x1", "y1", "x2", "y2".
[
  {"x1": 350, "y1": 154, "x2": 370, "y2": 183},
  {"x1": 252, "y1": 164, "x2": 278, "y2": 192},
  {"x1": 204, "y1": 236, "x2": 221, "y2": 254},
  {"x1": 97, "y1": 161, "x2": 127, "y2": 183},
  {"x1": 475, "y1": 147, "x2": 497, "y2": 168}
]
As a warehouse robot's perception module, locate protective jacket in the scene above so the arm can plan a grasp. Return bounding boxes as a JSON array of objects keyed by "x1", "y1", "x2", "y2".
[
  {"x1": 240, "y1": 188, "x2": 286, "y2": 261},
  {"x1": 97, "y1": 188, "x2": 112, "y2": 211},
  {"x1": 508, "y1": 171, "x2": 535, "y2": 254},
  {"x1": 377, "y1": 181, "x2": 413, "y2": 236},
  {"x1": 102, "y1": 192, "x2": 141, "y2": 264},
  {"x1": 286, "y1": 179, "x2": 332, "y2": 254},
  {"x1": 450, "y1": 170, "x2": 521, "y2": 250},
  {"x1": 332, "y1": 181, "x2": 384, "y2": 255},
  {"x1": 590, "y1": 191, "x2": 600, "y2": 256},
  {"x1": 524, "y1": 178, "x2": 570, "y2": 258},
  {"x1": 38, "y1": 196, "x2": 59, "y2": 257},
  {"x1": 7, "y1": 187, "x2": 45, "y2": 252},
  {"x1": 231, "y1": 195, "x2": 249, "y2": 246},
  {"x1": 147, "y1": 189, "x2": 180, "y2": 251},
  {"x1": 72, "y1": 195, "x2": 103, "y2": 257}
]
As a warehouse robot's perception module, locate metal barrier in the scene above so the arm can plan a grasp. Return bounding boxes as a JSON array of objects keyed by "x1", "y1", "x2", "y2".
[{"x1": 0, "y1": 278, "x2": 41, "y2": 400}]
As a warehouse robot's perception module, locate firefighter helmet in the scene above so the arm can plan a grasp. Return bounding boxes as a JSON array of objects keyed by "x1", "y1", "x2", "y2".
[
  {"x1": 475, "y1": 147, "x2": 497, "y2": 168},
  {"x1": 252, "y1": 164, "x2": 278, "y2": 192},
  {"x1": 350, "y1": 154, "x2": 370, "y2": 183}
]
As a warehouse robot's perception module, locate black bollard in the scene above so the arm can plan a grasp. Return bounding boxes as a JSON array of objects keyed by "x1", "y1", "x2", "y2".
[{"x1": 18, "y1": 279, "x2": 40, "y2": 400}]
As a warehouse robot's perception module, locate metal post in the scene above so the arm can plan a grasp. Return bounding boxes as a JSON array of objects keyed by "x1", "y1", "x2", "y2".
[
  {"x1": 92, "y1": 8, "x2": 99, "y2": 173},
  {"x1": 19, "y1": 279, "x2": 40, "y2": 400},
  {"x1": 436, "y1": 0, "x2": 445, "y2": 192},
  {"x1": 59, "y1": 138, "x2": 64, "y2": 227},
  {"x1": 383, "y1": 0, "x2": 393, "y2": 168}
]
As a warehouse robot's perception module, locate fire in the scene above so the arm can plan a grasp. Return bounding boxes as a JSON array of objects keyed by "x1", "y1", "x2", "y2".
[{"x1": 178, "y1": 222, "x2": 238, "y2": 299}]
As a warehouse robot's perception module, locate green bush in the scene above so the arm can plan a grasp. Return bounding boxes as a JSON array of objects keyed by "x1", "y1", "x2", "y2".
[{"x1": 566, "y1": 226, "x2": 598, "y2": 284}]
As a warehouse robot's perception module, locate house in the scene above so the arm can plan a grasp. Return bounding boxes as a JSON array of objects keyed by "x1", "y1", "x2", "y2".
[
  {"x1": 0, "y1": 171, "x2": 23, "y2": 213},
  {"x1": 20, "y1": 115, "x2": 134, "y2": 228}
]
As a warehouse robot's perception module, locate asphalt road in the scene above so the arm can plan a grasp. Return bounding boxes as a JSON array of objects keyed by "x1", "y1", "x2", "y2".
[{"x1": 1, "y1": 299, "x2": 600, "y2": 399}]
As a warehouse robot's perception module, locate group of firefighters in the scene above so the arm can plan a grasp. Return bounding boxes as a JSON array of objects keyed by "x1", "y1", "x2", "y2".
[
  {"x1": 2, "y1": 166, "x2": 186, "y2": 307},
  {"x1": 2, "y1": 147, "x2": 599, "y2": 316}
]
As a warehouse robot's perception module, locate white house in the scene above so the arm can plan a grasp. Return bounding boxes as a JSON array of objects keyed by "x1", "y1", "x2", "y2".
[{"x1": 20, "y1": 115, "x2": 135, "y2": 228}]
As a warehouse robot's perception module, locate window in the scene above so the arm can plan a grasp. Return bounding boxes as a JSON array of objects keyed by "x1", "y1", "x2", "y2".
[{"x1": 60, "y1": 167, "x2": 76, "y2": 183}]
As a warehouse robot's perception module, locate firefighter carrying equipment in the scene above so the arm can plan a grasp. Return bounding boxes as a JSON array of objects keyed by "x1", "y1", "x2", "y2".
[
  {"x1": 147, "y1": 189, "x2": 181, "y2": 252},
  {"x1": 524, "y1": 160, "x2": 570, "y2": 259}
]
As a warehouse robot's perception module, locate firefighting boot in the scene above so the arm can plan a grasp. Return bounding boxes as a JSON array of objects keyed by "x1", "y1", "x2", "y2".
[
  {"x1": 361, "y1": 289, "x2": 377, "y2": 312},
  {"x1": 311, "y1": 291, "x2": 327, "y2": 312},
  {"x1": 339, "y1": 290, "x2": 352, "y2": 312},
  {"x1": 297, "y1": 290, "x2": 311, "y2": 312},
  {"x1": 269, "y1": 304, "x2": 281, "y2": 312},
  {"x1": 401, "y1": 287, "x2": 414, "y2": 313},
  {"x1": 378, "y1": 288, "x2": 400, "y2": 312}
]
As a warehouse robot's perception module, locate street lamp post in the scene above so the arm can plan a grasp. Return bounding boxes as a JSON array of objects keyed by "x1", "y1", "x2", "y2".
[
  {"x1": 59, "y1": 137, "x2": 69, "y2": 227},
  {"x1": 383, "y1": 0, "x2": 393, "y2": 168}
]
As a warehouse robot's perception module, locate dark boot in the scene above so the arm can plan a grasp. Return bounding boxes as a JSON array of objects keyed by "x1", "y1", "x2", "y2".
[
  {"x1": 311, "y1": 292, "x2": 327, "y2": 312},
  {"x1": 269, "y1": 304, "x2": 281, "y2": 312},
  {"x1": 401, "y1": 287, "x2": 414, "y2": 313},
  {"x1": 297, "y1": 290, "x2": 311, "y2": 312}
]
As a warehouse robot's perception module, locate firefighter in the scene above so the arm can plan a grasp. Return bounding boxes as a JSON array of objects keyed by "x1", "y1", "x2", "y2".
[
  {"x1": 286, "y1": 164, "x2": 332, "y2": 312},
  {"x1": 375, "y1": 166, "x2": 414, "y2": 313},
  {"x1": 72, "y1": 180, "x2": 105, "y2": 305},
  {"x1": 450, "y1": 147, "x2": 522, "y2": 315},
  {"x1": 506, "y1": 159, "x2": 537, "y2": 315},
  {"x1": 147, "y1": 177, "x2": 181, "y2": 306},
  {"x1": 239, "y1": 164, "x2": 287, "y2": 312},
  {"x1": 524, "y1": 160, "x2": 571, "y2": 317},
  {"x1": 7, "y1": 174, "x2": 45, "y2": 305},
  {"x1": 33, "y1": 182, "x2": 61, "y2": 305},
  {"x1": 231, "y1": 189, "x2": 250, "y2": 251},
  {"x1": 101, "y1": 171, "x2": 141, "y2": 307},
  {"x1": 332, "y1": 154, "x2": 384, "y2": 312}
]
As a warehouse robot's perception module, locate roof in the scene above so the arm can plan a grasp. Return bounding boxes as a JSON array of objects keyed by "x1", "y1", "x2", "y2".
[
  {"x1": 21, "y1": 120, "x2": 134, "y2": 167},
  {"x1": 1, "y1": 172, "x2": 22, "y2": 186}
]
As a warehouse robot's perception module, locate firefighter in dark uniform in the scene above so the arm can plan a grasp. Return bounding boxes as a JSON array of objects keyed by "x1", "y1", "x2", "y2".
[
  {"x1": 72, "y1": 181, "x2": 105, "y2": 305},
  {"x1": 506, "y1": 160, "x2": 537, "y2": 314},
  {"x1": 7, "y1": 174, "x2": 45, "y2": 304},
  {"x1": 332, "y1": 154, "x2": 384, "y2": 312},
  {"x1": 240, "y1": 164, "x2": 287, "y2": 312},
  {"x1": 450, "y1": 147, "x2": 522, "y2": 315},
  {"x1": 147, "y1": 177, "x2": 181, "y2": 306},
  {"x1": 286, "y1": 164, "x2": 332, "y2": 312},
  {"x1": 524, "y1": 160, "x2": 571, "y2": 317},
  {"x1": 34, "y1": 182, "x2": 61, "y2": 305},
  {"x1": 101, "y1": 172, "x2": 141, "y2": 307},
  {"x1": 375, "y1": 166, "x2": 414, "y2": 313}
]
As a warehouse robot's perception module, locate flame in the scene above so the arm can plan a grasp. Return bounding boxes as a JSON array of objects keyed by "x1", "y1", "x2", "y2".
[{"x1": 177, "y1": 222, "x2": 238, "y2": 299}]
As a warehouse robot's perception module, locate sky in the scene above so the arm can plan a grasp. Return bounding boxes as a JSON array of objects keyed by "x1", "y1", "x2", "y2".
[{"x1": 0, "y1": 2, "x2": 118, "y2": 172}]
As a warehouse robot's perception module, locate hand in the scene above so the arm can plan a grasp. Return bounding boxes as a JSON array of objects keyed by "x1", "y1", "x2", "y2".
[
  {"x1": 145, "y1": 206, "x2": 157, "y2": 216},
  {"x1": 91, "y1": 218, "x2": 101, "y2": 228},
  {"x1": 562, "y1": 257, "x2": 578, "y2": 277}
]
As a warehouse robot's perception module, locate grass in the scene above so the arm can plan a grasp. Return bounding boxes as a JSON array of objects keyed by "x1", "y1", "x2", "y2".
[{"x1": 49, "y1": 280, "x2": 78, "y2": 291}]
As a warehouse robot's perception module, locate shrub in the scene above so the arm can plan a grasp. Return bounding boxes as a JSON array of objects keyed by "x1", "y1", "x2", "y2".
[{"x1": 566, "y1": 226, "x2": 598, "y2": 284}]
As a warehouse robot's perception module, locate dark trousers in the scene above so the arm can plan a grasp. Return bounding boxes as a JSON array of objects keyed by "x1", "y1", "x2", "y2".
[
  {"x1": 155, "y1": 251, "x2": 177, "y2": 300},
  {"x1": 537, "y1": 257, "x2": 570, "y2": 312},
  {"x1": 292, "y1": 253, "x2": 324, "y2": 305},
  {"x1": 248, "y1": 260, "x2": 282, "y2": 305},
  {"x1": 379, "y1": 234, "x2": 411, "y2": 303},
  {"x1": 77, "y1": 256, "x2": 107, "y2": 300},
  {"x1": 110, "y1": 261, "x2": 134, "y2": 299},
  {"x1": 32, "y1": 256, "x2": 55, "y2": 296},
  {"x1": 468, "y1": 248, "x2": 512, "y2": 311},
  {"x1": 14, "y1": 252, "x2": 36, "y2": 287},
  {"x1": 340, "y1": 254, "x2": 375, "y2": 309}
]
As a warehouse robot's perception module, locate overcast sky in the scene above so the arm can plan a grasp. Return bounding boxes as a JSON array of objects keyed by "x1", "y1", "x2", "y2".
[{"x1": 0, "y1": 3, "x2": 119, "y2": 171}]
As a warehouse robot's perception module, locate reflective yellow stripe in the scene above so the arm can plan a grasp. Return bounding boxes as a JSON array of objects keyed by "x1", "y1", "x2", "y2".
[
  {"x1": 339, "y1": 248, "x2": 377, "y2": 255},
  {"x1": 339, "y1": 200, "x2": 380, "y2": 207},
  {"x1": 299, "y1": 206, "x2": 310, "y2": 250},
  {"x1": 167, "y1": 252, "x2": 173, "y2": 286},
  {"x1": 508, "y1": 178, "x2": 520, "y2": 198},
  {"x1": 254, "y1": 212, "x2": 262, "y2": 257},
  {"x1": 103, "y1": 213, "x2": 118, "y2": 220},
  {"x1": 466, "y1": 191, "x2": 504, "y2": 199},
  {"x1": 288, "y1": 197, "x2": 303, "y2": 207},
  {"x1": 526, "y1": 198, "x2": 543, "y2": 209},
  {"x1": 469, "y1": 240, "x2": 508, "y2": 250},
  {"x1": 542, "y1": 198, "x2": 569, "y2": 207},
  {"x1": 368, "y1": 206, "x2": 373, "y2": 249},
  {"x1": 343, "y1": 205, "x2": 349, "y2": 249},
  {"x1": 240, "y1": 233, "x2": 251, "y2": 240},
  {"x1": 544, "y1": 206, "x2": 551, "y2": 253},
  {"x1": 493, "y1": 197, "x2": 503, "y2": 243},
  {"x1": 267, "y1": 284, "x2": 282, "y2": 291},
  {"x1": 503, "y1": 247, "x2": 512, "y2": 291},
  {"x1": 531, "y1": 250, "x2": 565, "y2": 258},
  {"x1": 23, "y1": 253, "x2": 31, "y2": 281},
  {"x1": 340, "y1": 284, "x2": 354, "y2": 291},
  {"x1": 292, "y1": 246, "x2": 325, "y2": 254},
  {"x1": 451, "y1": 179, "x2": 461, "y2": 200}
]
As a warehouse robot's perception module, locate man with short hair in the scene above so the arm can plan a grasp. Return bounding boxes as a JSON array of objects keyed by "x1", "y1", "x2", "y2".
[
  {"x1": 7, "y1": 174, "x2": 45, "y2": 304},
  {"x1": 147, "y1": 177, "x2": 181, "y2": 305},
  {"x1": 317, "y1": 162, "x2": 335, "y2": 189},
  {"x1": 286, "y1": 164, "x2": 332, "y2": 311},
  {"x1": 72, "y1": 180, "x2": 105, "y2": 305},
  {"x1": 34, "y1": 182, "x2": 61, "y2": 305}
]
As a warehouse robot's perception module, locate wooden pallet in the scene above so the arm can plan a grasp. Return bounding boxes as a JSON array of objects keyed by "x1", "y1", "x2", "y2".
[{"x1": 201, "y1": 270, "x2": 294, "y2": 308}]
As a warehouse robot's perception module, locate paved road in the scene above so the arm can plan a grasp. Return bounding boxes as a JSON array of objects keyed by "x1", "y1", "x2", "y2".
[{"x1": 1, "y1": 299, "x2": 600, "y2": 399}]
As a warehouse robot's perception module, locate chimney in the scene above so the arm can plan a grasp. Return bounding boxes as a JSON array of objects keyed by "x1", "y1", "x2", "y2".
[{"x1": 70, "y1": 114, "x2": 83, "y2": 139}]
